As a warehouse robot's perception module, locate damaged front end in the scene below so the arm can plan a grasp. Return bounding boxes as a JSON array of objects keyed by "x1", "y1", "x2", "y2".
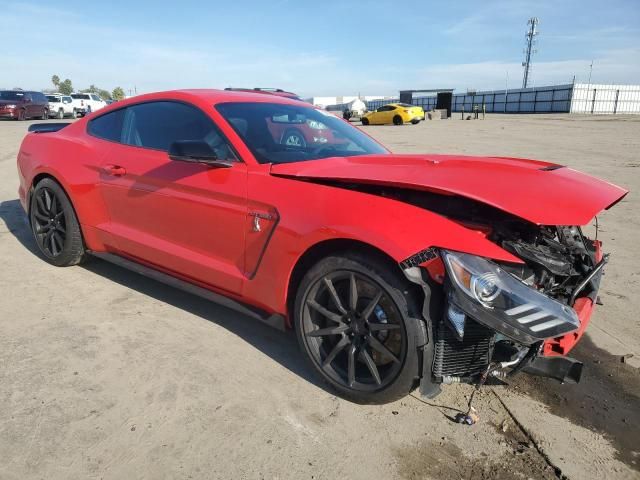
[{"x1": 403, "y1": 222, "x2": 606, "y2": 398}]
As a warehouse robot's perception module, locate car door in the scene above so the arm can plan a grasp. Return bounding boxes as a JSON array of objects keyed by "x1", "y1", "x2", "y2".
[
  {"x1": 92, "y1": 101, "x2": 248, "y2": 294},
  {"x1": 23, "y1": 93, "x2": 34, "y2": 118},
  {"x1": 372, "y1": 105, "x2": 392, "y2": 124}
]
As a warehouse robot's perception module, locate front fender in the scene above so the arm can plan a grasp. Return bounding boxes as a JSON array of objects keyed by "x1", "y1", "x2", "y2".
[{"x1": 243, "y1": 173, "x2": 520, "y2": 315}]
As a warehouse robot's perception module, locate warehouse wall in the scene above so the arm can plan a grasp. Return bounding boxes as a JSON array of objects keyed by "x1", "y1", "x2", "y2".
[
  {"x1": 329, "y1": 83, "x2": 640, "y2": 115},
  {"x1": 570, "y1": 83, "x2": 640, "y2": 114}
]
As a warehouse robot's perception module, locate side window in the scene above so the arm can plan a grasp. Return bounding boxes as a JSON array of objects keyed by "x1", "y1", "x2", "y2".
[
  {"x1": 120, "y1": 101, "x2": 237, "y2": 160},
  {"x1": 377, "y1": 105, "x2": 393, "y2": 112},
  {"x1": 91, "y1": 94, "x2": 101, "y2": 102},
  {"x1": 88, "y1": 109, "x2": 125, "y2": 142}
]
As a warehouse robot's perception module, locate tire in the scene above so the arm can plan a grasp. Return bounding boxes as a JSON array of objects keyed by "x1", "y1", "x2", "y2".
[
  {"x1": 281, "y1": 129, "x2": 307, "y2": 148},
  {"x1": 393, "y1": 115, "x2": 403, "y2": 126},
  {"x1": 57, "y1": 108, "x2": 64, "y2": 119},
  {"x1": 16, "y1": 109, "x2": 26, "y2": 121},
  {"x1": 411, "y1": 119, "x2": 420, "y2": 125},
  {"x1": 294, "y1": 252, "x2": 423, "y2": 404},
  {"x1": 71, "y1": 109, "x2": 77, "y2": 119},
  {"x1": 29, "y1": 178, "x2": 86, "y2": 267},
  {"x1": 361, "y1": 118, "x2": 369, "y2": 126},
  {"x1": 41, "y1": 109, "x2": 49, "y2": 120},
  {"x1": 86, "y1": 105, "x2": 92, "y2": 114}
]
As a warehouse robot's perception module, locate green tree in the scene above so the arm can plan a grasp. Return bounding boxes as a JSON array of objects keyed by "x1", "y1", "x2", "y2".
[
  {"x1": 51, "y1": 75, "x2": 60, "y2": 89},
  {"x1": 112, "y1": 87, "x2": 125, "y2": 101},
  {"x1": 59, "y1": 79, "x2": 73, "y2": 95},
  {"x1": 98, "y1": 89, "x2": 112, "y2": 100}
]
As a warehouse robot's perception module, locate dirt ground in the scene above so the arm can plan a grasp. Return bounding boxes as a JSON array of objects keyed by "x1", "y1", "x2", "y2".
[{"x1": 0, "y1": 114, "x2": 638, "y2": 480}]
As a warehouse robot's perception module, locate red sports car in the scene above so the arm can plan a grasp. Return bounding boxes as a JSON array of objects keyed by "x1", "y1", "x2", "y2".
[{"x1": 17, "y1": 89, "x2": 627, "y2": 404}]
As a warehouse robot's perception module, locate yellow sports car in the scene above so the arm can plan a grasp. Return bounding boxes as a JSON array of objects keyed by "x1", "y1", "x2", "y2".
[{"x1": 361, "y1": 103, "x2": 425, "y2": 125}]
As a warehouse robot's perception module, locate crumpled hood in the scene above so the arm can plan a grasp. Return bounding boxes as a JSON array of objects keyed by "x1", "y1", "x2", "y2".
[{"x1": 270, "y1": 154, "x2": 628, "y2": 225}]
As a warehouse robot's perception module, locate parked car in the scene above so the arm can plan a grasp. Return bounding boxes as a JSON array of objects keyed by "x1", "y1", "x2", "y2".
[
  {"x1": 17, "y1": 89, "x2": 627, "y2": 404},
  {"x1": 0, "y1": 90, "x2": 49, "y2": 120},
  {"x1": 46, "y1": 94, "x2": 77, "y2": 119},
  {"x1": 361, "y1": 103, "x2": 424, "y2": 125},
  {"x1": 70, "y1": 93, "x2": 107, "y2": 116}
]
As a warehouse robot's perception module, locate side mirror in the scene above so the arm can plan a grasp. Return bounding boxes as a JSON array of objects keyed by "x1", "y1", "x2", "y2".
[{"x1": 168, "y1": 140, "x2": 232, "y2": 167}]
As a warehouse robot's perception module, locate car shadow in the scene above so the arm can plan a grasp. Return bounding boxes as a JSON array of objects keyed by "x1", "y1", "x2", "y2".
[{"x1": 0, "y1": 198, "x2": 325, "y2": 393}]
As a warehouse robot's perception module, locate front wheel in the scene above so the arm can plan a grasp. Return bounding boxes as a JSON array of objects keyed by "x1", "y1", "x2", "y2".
[
  {"x1": 361, "y1": 117, "x2": 369, "y2": 126},
  {"x1": 41, "y1": 109, "x2": 49, "y2": 120},
  {"x1": 411, "y1": 119, "x2": 420, "y2": 125},
  {"x1": 30, "y1": 178, "x2": 87, "y2": 267},
  {"x1": 16, "y1": 109, "x2": 26, "y2": 121},
  {"x1": 294, "y1": 253, "x2": 423, "y2": 404},
  {"x1": 71, "y1": 109, "x2": 78, "y2": 119},
  {"x1": 393, "y1": 115, "x2": 403, "y2": 125},
  {"x1": 57, "y1": 108, "x2": 64, "y2": 119}
]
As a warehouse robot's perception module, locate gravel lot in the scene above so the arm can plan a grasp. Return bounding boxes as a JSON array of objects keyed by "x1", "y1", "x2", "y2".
[{"x1": 1, "y1": 114, "x2": 638, "y2": 480}]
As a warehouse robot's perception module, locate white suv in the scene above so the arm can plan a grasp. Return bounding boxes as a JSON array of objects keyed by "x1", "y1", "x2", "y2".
[
  {"x1": 46, "y1": 94, "x2": 77, "y2": 119},
  {"x1": 70, "y1": 93, "x2": 107, "y2": 116}
]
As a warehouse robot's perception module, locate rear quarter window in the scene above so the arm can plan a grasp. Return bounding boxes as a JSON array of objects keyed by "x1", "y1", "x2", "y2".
[{"x1": 88, "y1": 109, "x2": 125, "y2": 142}]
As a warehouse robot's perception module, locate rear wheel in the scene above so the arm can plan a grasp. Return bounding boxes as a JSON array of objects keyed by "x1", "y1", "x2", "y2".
[
  {"x1": 30, "y1": 178, "x2": 86, "y2": 267},
  {"x1": 393, "y1": 115, "x2": 403, "y2": 125},
  {"x1": 71, "y1": 109, "x2": 78, "y2": 119},
  {"x1": 57, "y1": 108, "x2": 64, "y2": 119},
  {"x1": 295, "y1": 253, "x2": 422, "y2": 404},
  {"x1": 361, "y1": 117, "x2": 369, "y2": 126}
]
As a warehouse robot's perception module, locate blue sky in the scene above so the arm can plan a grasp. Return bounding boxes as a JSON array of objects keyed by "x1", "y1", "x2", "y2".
[{"x1": 2, "y1": 0, "x2": 639, "y2": 96}]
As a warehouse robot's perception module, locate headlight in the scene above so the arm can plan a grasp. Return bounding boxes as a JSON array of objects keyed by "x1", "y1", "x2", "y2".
[{"x1": 442, "y1": 250, "x2": 580, "y2": 345}]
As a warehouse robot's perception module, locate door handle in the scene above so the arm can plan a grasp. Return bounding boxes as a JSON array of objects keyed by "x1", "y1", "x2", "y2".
[{"x1": 102, "y1": 165, "x2": 127, "y2": 176}]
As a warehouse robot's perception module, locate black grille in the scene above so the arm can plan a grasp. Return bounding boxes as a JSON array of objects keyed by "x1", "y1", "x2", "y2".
[{"x1": 433, "y1": 318, "x2": 494, "y2": 378}]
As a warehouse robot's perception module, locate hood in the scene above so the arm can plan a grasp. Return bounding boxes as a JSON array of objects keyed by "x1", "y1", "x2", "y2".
[{"x1": 270, "y1": 154, "x2": 628, "y2": 225}]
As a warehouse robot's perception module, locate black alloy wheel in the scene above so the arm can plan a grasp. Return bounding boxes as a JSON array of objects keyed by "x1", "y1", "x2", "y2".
[
  {"x1": 282, "y1": 129, "x2": 307, "y2": 148},
  {"x1": 32, "y1": 186, "x2": 67, "y2": 257},
  {"x1": 30, "y1": 178, "x2": 86, "y2": 266},
  {"x1": 393, "y1": 115, "x2": 403, "y2": 125},
  {"x1": 296, "y1": 254, "x2": 423, "y2": 404},
  {"x1": 361, "y1": 117, "x2": 369, "y2": 125}
]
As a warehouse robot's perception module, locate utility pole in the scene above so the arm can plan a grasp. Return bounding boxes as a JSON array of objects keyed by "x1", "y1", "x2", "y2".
[{"x1": 522, "y1": 17, "x2": 539, "y2": 89}]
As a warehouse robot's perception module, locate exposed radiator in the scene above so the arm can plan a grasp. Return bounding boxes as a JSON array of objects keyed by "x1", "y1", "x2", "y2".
[{"x1": 433, "y1": 318, "x2": 494, "y2": 378}]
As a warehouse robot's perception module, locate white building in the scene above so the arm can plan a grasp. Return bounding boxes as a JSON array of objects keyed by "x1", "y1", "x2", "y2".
[{"x1": 306, "y1": 95, "x2": 391, "y2": 108}]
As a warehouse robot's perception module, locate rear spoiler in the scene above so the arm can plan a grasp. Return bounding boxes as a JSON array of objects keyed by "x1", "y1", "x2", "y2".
[{"x1": 28, "y1": 123, "x2": 70, "y2": 134}]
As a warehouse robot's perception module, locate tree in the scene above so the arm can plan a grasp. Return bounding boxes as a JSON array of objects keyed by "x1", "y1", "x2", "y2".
[
  {"x1": 98, "y1": 89, "x2": 112, "y2": 100},
  {"x1": 59, "y1": 79, "x2": 73, "y2": 95},
  {"x1": 51, "y1": 75, "x2": 60, "y2": 89},
  {"x1": 112, "y1": 87, "x2": 125, "y2": 101}
]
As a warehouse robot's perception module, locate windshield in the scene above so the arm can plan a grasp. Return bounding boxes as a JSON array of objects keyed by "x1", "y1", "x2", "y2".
[
  {"x1": 215, "y1": 102, "x2": 387, "y2": 164},
  {"x1": 46, "y1": 96, "x2": 61, "y2": 102},
  {"x1": 0, "y1": 91, "x2": 25, "y2": 101}
]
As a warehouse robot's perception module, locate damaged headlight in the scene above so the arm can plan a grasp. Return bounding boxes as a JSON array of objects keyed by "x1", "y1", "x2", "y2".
[{"x1": 442, "y1": 250, "x2": 580, "y2": 345}]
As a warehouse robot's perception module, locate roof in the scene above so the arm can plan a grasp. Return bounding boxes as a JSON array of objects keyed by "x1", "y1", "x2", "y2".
[
  {"x1": 88, "y1": 88, "x2": 308, "y2": 118},
  {"x1": 111, "y1": 89, "x2": 306, "y2": 107}
]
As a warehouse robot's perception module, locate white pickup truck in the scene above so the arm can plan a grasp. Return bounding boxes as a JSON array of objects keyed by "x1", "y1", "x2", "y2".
[
  {"x1": 46, "y1": 94, "x2": 77, "y2": 119},
  {"x1": 70, "y1": 93, "x2": 107, "y2": 117}
]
